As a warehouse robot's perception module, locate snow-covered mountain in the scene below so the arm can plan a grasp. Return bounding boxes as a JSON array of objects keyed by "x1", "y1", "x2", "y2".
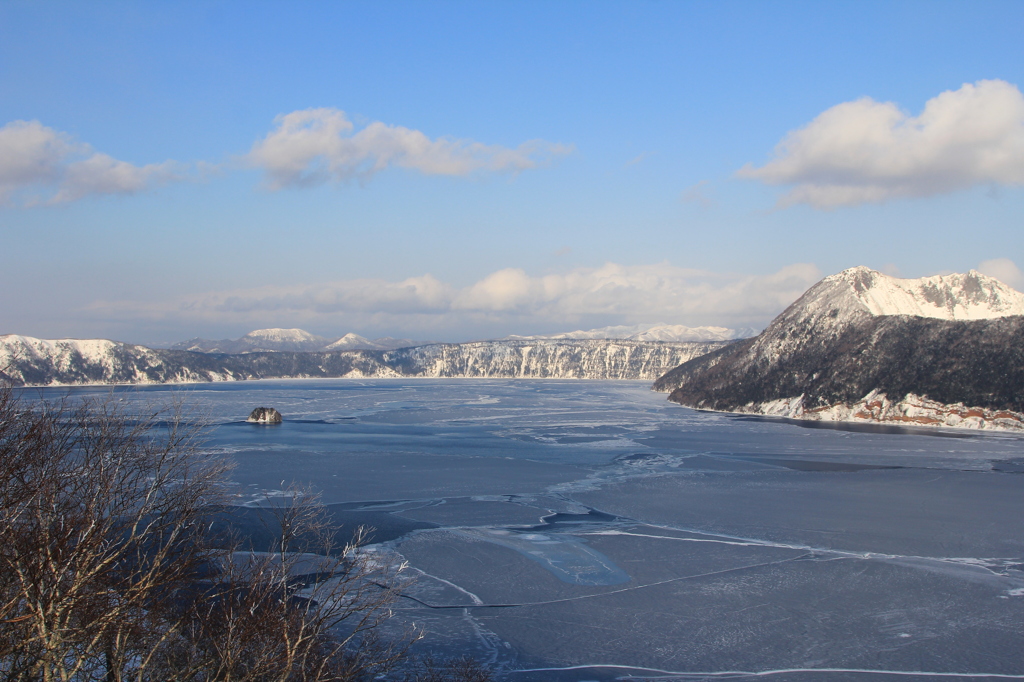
[
  {"x1": 171, "y1": 328, "x2": 330, "y2": 353},
  {"x1": 321, "y1": 333, "x2": 419, "y2": 351},
  {"x1": 509, "y1": 323, "x2": 753, "y2": 342},
  {"x1": 239, "y1": 328, "x2": 328, "y2": 350},
  {"x1": 0, "y1": 335, "x2": 729, "y2": 386},
  {"x1": 654, "y1": 267, "x2": 1024, "y2": 431}
]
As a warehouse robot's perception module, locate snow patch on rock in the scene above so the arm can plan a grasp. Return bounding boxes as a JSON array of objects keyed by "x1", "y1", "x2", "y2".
[{"x1": 742, "y1": 390, "x2": 1024, "y2": 432}]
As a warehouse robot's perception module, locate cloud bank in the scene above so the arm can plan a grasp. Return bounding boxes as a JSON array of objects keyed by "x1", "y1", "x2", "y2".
[
  {"x1": 246, "y1": 108, "x2": 571, "y2": 189},
  {"x1": 0, "y1": 120, "x2": 180, "y2": 206},
  {"x1": 88, "y1": 263, "x2": 822, "y2": 338},
  {"x1": 978, "y1": 258, "x2": 1024, "y2": 291},
  {"x1": 738, "y1": 79, "x2": 1024, "y2": 208}
]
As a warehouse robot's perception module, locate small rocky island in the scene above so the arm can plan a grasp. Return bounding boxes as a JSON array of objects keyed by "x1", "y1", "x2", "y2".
[{"x1": 247, "y1": 407, "x2": 282, "y2": 424}]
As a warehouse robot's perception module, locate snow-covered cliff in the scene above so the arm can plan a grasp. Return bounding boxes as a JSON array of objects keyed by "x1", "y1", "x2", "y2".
[
  {"x1": 655, "y1": 267, "x2": 1024, "y2": 431},
  {"x1": 0, "y1": 335, "x2": 247, "y2": 385},
  {"x1": 0, "y1": 335, "x2": 728, "y2": 387},
  {"x1": 387, "y1": 339, "x2": 724, "y2": 379}
]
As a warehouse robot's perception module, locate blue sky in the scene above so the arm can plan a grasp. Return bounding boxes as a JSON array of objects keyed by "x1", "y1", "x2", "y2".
[{"x1": 2, "y1": 0, "x2": 1023, "y2": 345}]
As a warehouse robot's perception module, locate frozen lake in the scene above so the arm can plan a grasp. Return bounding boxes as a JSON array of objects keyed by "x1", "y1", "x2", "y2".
[{"x1": 36, "y1": 379, "x2": 1024, "y2": 680}]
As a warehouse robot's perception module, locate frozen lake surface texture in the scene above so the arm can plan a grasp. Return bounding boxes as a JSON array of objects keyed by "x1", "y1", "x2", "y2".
[{"x1": 41, "y1": 380, "x2": 1024, "y2": 680}]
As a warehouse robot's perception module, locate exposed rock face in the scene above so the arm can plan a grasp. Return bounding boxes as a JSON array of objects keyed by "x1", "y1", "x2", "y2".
[
  {"x1": 654, "y1": 267, "x2": 1024, "y2": 431},
  {"x1": 0, "y1": 335, "x2": 729, "y2": 387},
  {"x1": 247, "y1": 407, "x2": 282, "y2": 424}
]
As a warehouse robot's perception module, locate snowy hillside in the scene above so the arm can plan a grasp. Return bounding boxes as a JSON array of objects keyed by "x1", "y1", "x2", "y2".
[{"x1": 655, "y1": 267, "x2": 1024, "y2": 431}]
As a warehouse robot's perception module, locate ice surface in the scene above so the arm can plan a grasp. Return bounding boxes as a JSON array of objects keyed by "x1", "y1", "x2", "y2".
[{"x1": 24, "y1": 379, "x2": 1024, "y2": 679}]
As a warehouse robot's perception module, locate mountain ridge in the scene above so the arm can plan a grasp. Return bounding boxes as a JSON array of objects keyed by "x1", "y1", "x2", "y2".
[{"x1": 506, "y1": 323, "x2": 755, "y2": 342}]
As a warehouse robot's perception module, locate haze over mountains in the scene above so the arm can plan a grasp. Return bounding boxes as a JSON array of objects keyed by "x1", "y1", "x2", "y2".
[
  {"x1": 655, "y1": 267, "x2": 1024, "y2": 431},
  {"x1": 169, "y1": 329, "x2": 420, "y2": 353}
]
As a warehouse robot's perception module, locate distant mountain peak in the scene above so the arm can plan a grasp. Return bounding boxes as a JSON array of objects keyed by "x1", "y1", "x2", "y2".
[
  {"x1": 241, "y1": 328, "x2": 325, "y2": 343},
  {"x1": 170, "y1": 328, "x2": 329, "y2": 353}
]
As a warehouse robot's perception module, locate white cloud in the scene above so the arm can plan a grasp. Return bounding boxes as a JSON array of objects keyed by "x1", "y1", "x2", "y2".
[
  {"x1": 738, "y1": 79, "x2": 1024, "y2": 208},
  {"x1": 680, "y1": 180, "x2": 715, "y2": 208},
  {"x1": 452, "y1": 263, "x2": 821, "y2": 321},
  {"x1": 0, "y1": 120, "x2": 180, "y2": 206},
  {"x1": 978, "y1": 258, "x2": 1024, "y2": 291},
  {"x1": 624, "y1": 151, "x2": 654, "y2": 167},
  {"x1": 87, "y1": 262, "x2": 822, "y2": 337},
  {"x1": 879, "y1": 263, "x2": 902, "y2": 278},
  {"x1": 246, "y1": 108, "x2": 571, "y2": 189}
]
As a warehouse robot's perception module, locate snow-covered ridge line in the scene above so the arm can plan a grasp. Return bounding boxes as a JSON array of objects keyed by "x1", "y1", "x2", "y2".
[
  {"x1": 507, "y1": 323, "x2": 755, "y2": 342},
  {"x1": 814, "y1": 266, "x2": 1024, "y2": 321},
  {"x1": 0, "y1": 334, "x2": 729, "y2": 387}
]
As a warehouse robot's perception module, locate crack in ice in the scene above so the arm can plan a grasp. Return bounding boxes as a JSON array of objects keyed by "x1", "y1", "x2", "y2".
[
  {"x1": 397, "y1": 553, "x2": 814, "y2": 610},
  {"x1": 506, "y1": 663, "x2": 1024, "y2": 678}
]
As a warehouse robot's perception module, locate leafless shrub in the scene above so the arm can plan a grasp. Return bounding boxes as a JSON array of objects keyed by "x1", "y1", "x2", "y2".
[
  {"x1": 159, "y1": 491, "x2": 415, "y2": 681},
  {"x1": 0, "y1": 389, "x2": 225, "y2": 681},
  {"x1": 0, "y1": 387, "x2": 418, "y2": 682}
]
